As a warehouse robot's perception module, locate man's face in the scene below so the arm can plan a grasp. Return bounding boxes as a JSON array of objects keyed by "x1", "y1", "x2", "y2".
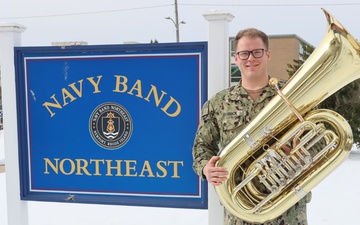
[{"x1": 234, "y1": 36, "x2": 270, "y2": 80}]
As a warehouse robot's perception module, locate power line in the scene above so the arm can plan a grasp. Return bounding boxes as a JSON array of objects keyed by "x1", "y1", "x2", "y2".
[
  {"x1": 0, "y1": 4, "x2": 172, "y2": 20},
  {"x1": 181, "y1": 3, "x2": 360, "y2": 7},
  {"x1": 0, "y1": 2, "x2": 359, "y2": 20}
]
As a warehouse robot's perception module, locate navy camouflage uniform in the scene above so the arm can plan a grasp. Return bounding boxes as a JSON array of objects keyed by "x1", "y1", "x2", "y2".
[{"x1": 192, "y1": 79, "x2": 311, "y2": 225}]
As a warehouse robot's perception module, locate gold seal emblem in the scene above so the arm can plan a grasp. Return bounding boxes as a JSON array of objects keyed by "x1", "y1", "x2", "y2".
[{"x1": 89, "y1": 102, "x2": 132, "y2": 149}]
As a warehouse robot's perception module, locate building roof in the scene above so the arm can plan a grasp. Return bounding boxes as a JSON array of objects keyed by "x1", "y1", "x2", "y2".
[{"x1": 268, "y1": 34, "x2": 313, "y2": 47}]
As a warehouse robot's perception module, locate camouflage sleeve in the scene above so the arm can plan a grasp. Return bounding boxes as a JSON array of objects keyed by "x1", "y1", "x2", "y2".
[{"x1": 192, "y1": 100, "x2": 220, "y2": 179}]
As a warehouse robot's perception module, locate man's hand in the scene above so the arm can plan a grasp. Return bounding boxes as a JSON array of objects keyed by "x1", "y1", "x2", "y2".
[
  {"x1": 281, "y1": 144, "x2": 292, "y2": 155},
  {"x1": 281, "y1": 139, "x2": 300, "y2": 155},
  {"x1": 203, "y1": 156, "x2": 229, "y2": 186}
]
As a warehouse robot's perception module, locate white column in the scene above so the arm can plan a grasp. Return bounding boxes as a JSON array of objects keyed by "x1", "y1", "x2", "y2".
[
  {"x1": 203, "y1": 11, "x2": 234, "y2": 225},
  {"x1": 0, "y1": 22, "x2": 28, "y2": 225}
]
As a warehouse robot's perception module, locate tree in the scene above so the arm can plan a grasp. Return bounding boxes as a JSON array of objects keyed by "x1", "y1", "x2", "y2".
[
  {"x1": 286, "y1": 41, "x2": 360, "y2": 146},
  {"x1": 286, "y1": 41, "x2": 314, "y2": 76},
  {"x1": 320, "y1": 80, "x2": 360, "y2": 146}
]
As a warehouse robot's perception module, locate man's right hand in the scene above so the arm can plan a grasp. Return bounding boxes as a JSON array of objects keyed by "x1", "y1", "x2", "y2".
[{"x1": 203, "y1": 156, "x2": 229, "y2": 186}]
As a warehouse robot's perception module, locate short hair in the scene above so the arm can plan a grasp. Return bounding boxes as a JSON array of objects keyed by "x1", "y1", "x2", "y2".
[{"x1": 234, "y1": 28, "x2": 269, "y2": 51}]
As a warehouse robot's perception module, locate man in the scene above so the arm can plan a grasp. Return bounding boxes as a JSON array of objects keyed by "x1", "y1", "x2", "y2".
[{"x1": 192, "y1": 28, "x2": 310, "y2": 225}]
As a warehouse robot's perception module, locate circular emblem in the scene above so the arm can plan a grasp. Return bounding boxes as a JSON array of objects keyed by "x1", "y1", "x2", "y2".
[{"x1": 89, "y1": 102, "x2": 133, "y2": 150}]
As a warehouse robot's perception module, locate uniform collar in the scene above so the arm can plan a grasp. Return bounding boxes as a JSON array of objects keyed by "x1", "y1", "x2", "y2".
[{"x1": 228, "y1": 79, "x2": 278, "y2": 101}]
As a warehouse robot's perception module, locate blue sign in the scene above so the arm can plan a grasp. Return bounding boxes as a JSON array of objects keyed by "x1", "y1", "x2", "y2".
[{"x1": 15, "y1": 42, "x2": 208, "y2": 209}]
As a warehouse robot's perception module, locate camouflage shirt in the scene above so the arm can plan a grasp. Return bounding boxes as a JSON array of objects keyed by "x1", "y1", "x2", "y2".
[
  {"x1": 192, "y1": 79, "x2": 286, "y2": 176},
  {"x1": 192, "y1": 79, "x2": 310, "y2": 225}
]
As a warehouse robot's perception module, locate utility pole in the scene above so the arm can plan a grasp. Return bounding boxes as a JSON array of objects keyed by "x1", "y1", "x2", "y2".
[
  {"x1": 165, "y1": 0, "x2": 185, "y2": 42},
  {"x1": 174, "y1": 0, "x2": 180, "y2": 42}
]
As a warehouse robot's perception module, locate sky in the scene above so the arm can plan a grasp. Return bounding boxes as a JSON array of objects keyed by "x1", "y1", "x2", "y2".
[
  {"x1": 0, "y1": 0, "x2": 360, "y2": 47},
  {"x1": 2, "y1": 1, "x2": 360, "y2": 224}
]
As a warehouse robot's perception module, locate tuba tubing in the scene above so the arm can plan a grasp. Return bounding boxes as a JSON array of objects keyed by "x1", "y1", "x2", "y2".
[{"x1": 215, "y1": 8, "x2": 360, "y2": 223}]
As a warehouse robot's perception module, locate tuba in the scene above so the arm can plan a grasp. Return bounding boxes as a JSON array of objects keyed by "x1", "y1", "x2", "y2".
[{"x1": 215, "y1": 8, "x2": 360, "y2": 223}]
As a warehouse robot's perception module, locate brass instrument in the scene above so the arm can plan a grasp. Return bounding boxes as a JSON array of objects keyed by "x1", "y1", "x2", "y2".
[{"x1": 215, "y1": 8, "x2": 360, "y2": 223}]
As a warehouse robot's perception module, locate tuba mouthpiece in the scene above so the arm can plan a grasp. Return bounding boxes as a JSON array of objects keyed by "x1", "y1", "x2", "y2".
[{"x1": 269, "y1": 77, "x2": 278, "y2": 88}]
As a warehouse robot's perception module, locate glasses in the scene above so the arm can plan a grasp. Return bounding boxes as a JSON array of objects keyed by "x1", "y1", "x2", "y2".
[{"x1": 236, "y1": 48, "x2": 267, "y2": 60}]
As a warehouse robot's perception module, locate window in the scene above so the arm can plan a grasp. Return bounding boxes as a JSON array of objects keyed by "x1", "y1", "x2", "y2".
[{"x1": 230, "y1": 63, "x2": 241, "y2": 84}]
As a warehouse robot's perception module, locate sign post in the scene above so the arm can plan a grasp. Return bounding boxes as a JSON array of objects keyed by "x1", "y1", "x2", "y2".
[
  {"x1": 203, "y1": 10, "x2": 235, "y2": 225},
  {"x1": 0, "y1": 22, "x2": 28, "y2": 225}
]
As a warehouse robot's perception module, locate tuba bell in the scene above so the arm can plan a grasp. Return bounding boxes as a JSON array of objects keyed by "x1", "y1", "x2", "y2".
[{"x1": 215, "y1": 8, "x2": 360, "y2": 223}]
